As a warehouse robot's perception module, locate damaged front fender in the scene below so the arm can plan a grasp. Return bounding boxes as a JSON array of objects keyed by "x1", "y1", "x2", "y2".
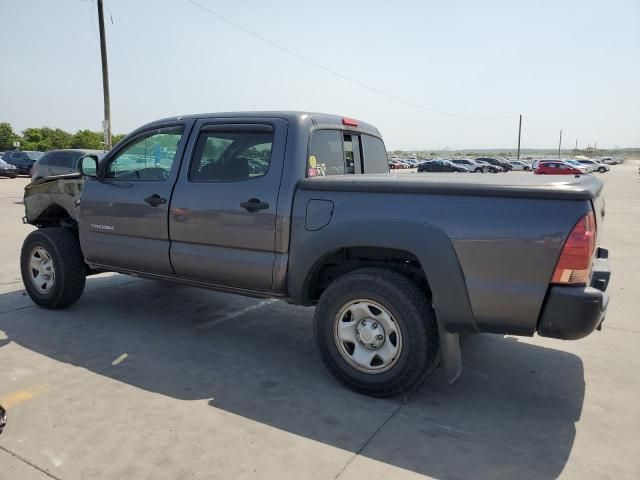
[{"x1": 23, "y1": 173, "x2": 85, "y2": 226}]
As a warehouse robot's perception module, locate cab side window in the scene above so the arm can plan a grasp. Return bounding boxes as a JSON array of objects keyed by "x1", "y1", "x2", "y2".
[
  {"x1": 106, "y1": 128, "x2": 184, "y2": 181},
  {"x1": 190, "y1": 127, "x2": 274, "y2": 182}
]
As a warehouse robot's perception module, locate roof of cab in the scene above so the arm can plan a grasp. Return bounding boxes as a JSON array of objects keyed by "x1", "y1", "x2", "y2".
[{"x1": 140, "y1": 111, "x2": 380, "y2": 136}]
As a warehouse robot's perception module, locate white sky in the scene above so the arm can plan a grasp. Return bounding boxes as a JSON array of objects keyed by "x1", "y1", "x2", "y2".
[{"x1": 1, "y1": 0, "x2": 638, "y2": 149}]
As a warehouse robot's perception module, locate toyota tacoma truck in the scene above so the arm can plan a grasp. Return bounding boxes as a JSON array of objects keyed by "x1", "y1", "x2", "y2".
[{"x1": 20, "y1": 112, "x2": 611, "y2": 397}]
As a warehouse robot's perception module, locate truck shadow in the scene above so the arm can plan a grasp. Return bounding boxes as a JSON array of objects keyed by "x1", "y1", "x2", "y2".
[{"x1": 0, "y1": 275, "x2": 584, "y2": 480}]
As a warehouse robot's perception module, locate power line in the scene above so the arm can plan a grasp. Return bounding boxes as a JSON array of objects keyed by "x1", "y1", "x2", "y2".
[{"x1": 187, "y1": 0, "x2": 511, "y2": 121}]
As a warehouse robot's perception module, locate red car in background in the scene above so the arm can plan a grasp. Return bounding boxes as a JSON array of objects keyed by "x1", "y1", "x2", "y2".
[{"x1": 534, "y1": 161, "x2": 584, "y2": 175}]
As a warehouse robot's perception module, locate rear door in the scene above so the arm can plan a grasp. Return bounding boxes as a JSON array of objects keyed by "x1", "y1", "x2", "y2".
[
  {"x1": 169, "y1": 119, "x2": 287, "y2": 291},
  {"x1": 79, "y1": 123, "x2": 190, "y2": 274}
]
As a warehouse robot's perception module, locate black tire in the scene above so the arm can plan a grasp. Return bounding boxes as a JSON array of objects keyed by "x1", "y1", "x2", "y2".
[
  {"x1": 20, "y1": 227, "x2": 86, "y2": 309},
  {"x1": 474, "y1": 168, "x2": 483, "y2": 173},
  {"x1": 313, "y1": 267, "x2": 439, "y2": 397},
  {"x1": 598, "y1": 167, "x2": 606, "y2": 173}
]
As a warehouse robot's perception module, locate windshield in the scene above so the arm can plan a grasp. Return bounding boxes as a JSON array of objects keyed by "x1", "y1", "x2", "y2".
[{"x1": 25, "y1": 151, "x2": 44, "y2": 160}]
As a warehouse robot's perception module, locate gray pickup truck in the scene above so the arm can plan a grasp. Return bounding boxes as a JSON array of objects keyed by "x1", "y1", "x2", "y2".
[{"x1": 20, "y1": 112, "x2": 611, "y2": 397}]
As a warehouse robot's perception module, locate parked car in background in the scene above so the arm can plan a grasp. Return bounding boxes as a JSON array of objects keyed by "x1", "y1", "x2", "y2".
[
  {"x1": 564, "y1": 159, "x2": 592, "y2": 173},
  {"x1": 32, "y1": 149, "x2": 105, "y2": 180},
  {"x1": 508, "y1": 160, "x2": 531, "y2": 171},
  {"x1": 418, "y1": 160, "x2": 469, "y2": 173},
  {"x1": 0, "y1": 159, "x2": 18, "y2": 178},
  {"x1": 402, "y1": 159, "x2": 421, "y2": 168},
  {"x1": 577, "y1": 159, "x2": 610, "y2": 173},
  {"x1": 450, "y1": 158, "x2": 486, "y2": 173},
  {"x1": 600, "y1": 157, "x2": 622, "y2": 165},
  {"x1": 534, "y1": 161, "x2": 584, "y2": 175},
  {"x1": 475, "y1": 160, "x2": 503, "y2": 173},
  {"x1": 388, "y1": 160, "x2": 405, "y2": 170},
  {"x1": 475, "y1": 157, "x2": 513, "y2": 171},
  {"x1": 531, "y1": 159, "x2": 559, "y2": 170},
  {"x1": 2, "y1": 150, "x2": 44, "y2": 175}
]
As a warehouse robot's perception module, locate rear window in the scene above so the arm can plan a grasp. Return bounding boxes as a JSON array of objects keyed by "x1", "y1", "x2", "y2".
[
  {"x1": 361, "y1": 135, "x2": 388, "y2": 174},
  {"x1": 37, "y1": 152, "x2": 55, "y2": 165},
  {"x1": 51, "y1": 152, "x2": 80, "y2": 168},
  {"x1": 308, "y1": 130, "x2": 344, "y2": 176}
]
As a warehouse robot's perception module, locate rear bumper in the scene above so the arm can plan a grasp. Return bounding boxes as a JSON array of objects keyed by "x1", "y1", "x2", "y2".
[{"x1": 537, "y1": 249, "x2": 611, "y2": 340}]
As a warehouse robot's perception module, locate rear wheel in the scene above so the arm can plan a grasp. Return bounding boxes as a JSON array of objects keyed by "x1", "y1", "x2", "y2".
[
  {"x1": 474, "y1": 168, "x2": 483, "y2": 173},
  {"x1": 598, "y1": 167, "x2": 606, "y2": 173},
  {"x1": 20, "y1": 227, "x2": 86, "y2": 309},
  {"x1": 313, "y1": 268, "x2": 439, "y2": 397}
]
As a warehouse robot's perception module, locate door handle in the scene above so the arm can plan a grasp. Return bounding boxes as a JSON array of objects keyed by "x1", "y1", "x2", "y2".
[
  {"x1": 240, "y1": 198, "x2": 269, "y2": 212},
  {"x1": 144, "y1": 194, "x2": 167, "y2": 207}
]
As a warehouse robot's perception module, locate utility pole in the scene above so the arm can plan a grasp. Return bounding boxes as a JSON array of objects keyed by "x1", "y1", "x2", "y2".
[
  {"x1": 97, "y1": 0, "x2": 112, "y2": 150},
  {"x1": 516, "y1": 114, "x2": 522, "y2": 161},
  {"x1": 558, "y1": 129, "x2": 562, "y2": 160}
]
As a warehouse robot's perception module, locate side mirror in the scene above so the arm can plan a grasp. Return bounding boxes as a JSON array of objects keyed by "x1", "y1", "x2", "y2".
[{"x1": 79, "y1": 155, "x2": 98, "y2": 177}]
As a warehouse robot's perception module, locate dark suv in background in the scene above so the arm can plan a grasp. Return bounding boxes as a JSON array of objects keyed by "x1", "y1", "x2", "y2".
[
  {"x1": 2, "y1": 150, "x2": 44, "y2": 175},
  {"x1": 418, "y1": 159, "x2": 469, "y2": 173},
  {"x1": 475, "y1": 157, "x2": 513, "y2": 171},
  {"x1": 31, "y1": 149, "x2": 105, "y2": 180}
]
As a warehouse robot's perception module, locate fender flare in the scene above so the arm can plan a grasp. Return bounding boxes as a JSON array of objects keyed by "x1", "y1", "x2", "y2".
[{"x1": 288, "y1": 219, "x2": 474, "y2": 382}]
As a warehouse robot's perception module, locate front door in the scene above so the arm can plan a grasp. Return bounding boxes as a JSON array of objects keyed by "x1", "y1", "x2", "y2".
[
  {"x1": 169, "y1": 119, "x2": 287, "y2": 291},
  {"x1": 79, "y1": 124, "x2": 190, "y2": 274}
]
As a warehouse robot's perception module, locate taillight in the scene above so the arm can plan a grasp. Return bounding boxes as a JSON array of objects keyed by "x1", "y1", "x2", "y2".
[{"x1": 551, "y1": 211, "x2": 597, "y2": 285}]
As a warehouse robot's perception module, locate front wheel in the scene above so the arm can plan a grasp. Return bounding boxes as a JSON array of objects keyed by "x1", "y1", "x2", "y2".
[
  {"x1": 20, "y1": 227, "x2": 86, "y2": 309},
  {"x1": 313, "y1": 268, "x2": 439, "y2": 397},
  {"x1": 598, "y1": 167, "x2": 606, "y2": 173}
]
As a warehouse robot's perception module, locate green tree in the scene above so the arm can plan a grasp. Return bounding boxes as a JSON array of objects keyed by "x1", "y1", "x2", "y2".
[
  {"x1": 44, "y1": 128, "x2": 73, "y2": 149},
  {"x1": 21, "y1": 128, "x2": 45, "y2": 150},
  {"x1": 20, "y1": 127, "x2": 72, "y2": 151},
  {"x1": 0, "y1": 122, "x2": 19, "y2": 150},
  {"x1": 112, "y1": 133, "x2": 126, "y2": 145},
  {"x1": 71, "y1": 130, "x2": 103, "y2": 149}
]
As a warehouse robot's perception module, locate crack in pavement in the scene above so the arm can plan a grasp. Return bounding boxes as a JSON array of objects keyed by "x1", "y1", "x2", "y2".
[
  {"x1": 605, "y1": 325, "x2": 640, "y2": 334},
  {"x1": 334, "y1": 399, "x2": 404, "y2": 479},
  {"x1": 0, "y1": 445, "x2": 64, "y2": 480}
]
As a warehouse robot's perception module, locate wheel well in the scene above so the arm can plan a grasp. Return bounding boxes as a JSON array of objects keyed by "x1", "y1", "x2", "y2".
[
  {"x1": 32, "y1": 204, "x2": 77, "y2": 230},
  {"x1": 306, "y1": 247, "x2": 431, "y2": 304}
]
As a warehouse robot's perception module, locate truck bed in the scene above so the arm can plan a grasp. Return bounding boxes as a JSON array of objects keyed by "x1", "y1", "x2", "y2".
[{"x1": 298, "y1": 173, "x2": 603, "y2": 201}]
